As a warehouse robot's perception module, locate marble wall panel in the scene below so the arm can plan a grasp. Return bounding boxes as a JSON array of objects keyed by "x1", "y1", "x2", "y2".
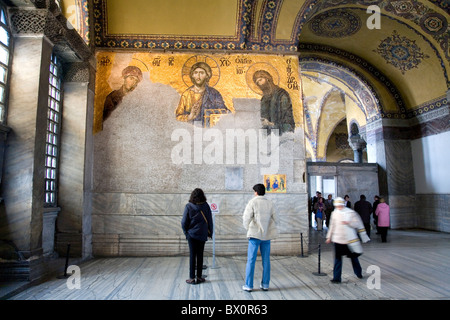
[
  {"x1": 213, "y1": 215, "x2": 247, "y2": 236},
  {"x1": 92, "y1": 214, "x2": 137, "y2": 234},
  {"x1": 209, "y1": 193, "x2": 251, "y2": 216},
  {"x1": 385, "y1": 140, "x2": 416, "y2": 196},
  {"x1": 388, "y1": 195, "x2": 417, "y2": 229},
  {"x1": 337, "y1": 165, "x2": 379, "y2": 202},
  {"x1": 133, "y1": 216, "x2": 186, "y2": 235},
  {"x1": 416, "y1": 194, "x2": 450, "y2": 232},
  {"x1": 92, "y1": 232, "x2": 306, "y2": 256},
  {"x1": 55, "y1": 232, "x2": 83, "y2": 257},
  {"x1": 442, "y1": 195, "x2": 450, "y2": 232},
  {"x1": 135, "y1": 193, "x2": 186, "y2": 216},
  {"x1": 92, "y1": 234, "x2": 119, "y2": 256},
  {"x1": 118, "y1": 235, "x2": 188, "y2": 256},
  {"x1": 92, "y1": 193, "x2": 134, "y2": 215},
  {"x1": 92, "y1": 191, "x2": 309, "y2": 256}
]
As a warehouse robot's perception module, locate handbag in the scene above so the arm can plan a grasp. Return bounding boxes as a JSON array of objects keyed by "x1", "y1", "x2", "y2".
[
  {"x1": 200, "y1": 210, "x2": 211, "y2": 237},
  {"x1": 316, "y1": 209, "x2": 323, "y2": 219}
]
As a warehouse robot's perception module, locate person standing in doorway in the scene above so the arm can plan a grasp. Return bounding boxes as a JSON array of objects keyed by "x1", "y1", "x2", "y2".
[
  {"x1": 242, "y1": 184, "x2": 278, "y2": 292},
  {"x1": 181, "y1": 188, "x2": 213, "y2": 284},
  {"x1": 326, "y1": 197, "x2": 370, "y2": 283},
  {"x1": 314, "y1": 196, "x2": 325, "y2": 231},
  {"x1": 310, "y1": 191, "x2": 321, "y2": 214},
  {"x1": 324, "y1": 194, "x2": 334, "y2": 228},
  {"x1": 344, "y1": 195, "x2": 352, "y2": 208},
  {"x1": 375, "y1": 197, "x2": 390, "y2": 243},
  {"x1": 354, "y1": 194, "x2": 373, "y2": 237},
  {"x1": 373, "y1": 195, "x2": 381, "y2": 234}
]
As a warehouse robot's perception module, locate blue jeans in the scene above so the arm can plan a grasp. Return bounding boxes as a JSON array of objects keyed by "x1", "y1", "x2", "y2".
[
  {"x1": 245, "y1": 238, "x2": 271, "y2": 289},
  {"x1": 333, "y1": 243, "x2": 362, "y2": 282}
]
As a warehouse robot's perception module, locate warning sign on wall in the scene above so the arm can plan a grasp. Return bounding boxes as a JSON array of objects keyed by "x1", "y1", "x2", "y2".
[{"x1": 210, "y1": 203, "x2": 219, "y2": 214}]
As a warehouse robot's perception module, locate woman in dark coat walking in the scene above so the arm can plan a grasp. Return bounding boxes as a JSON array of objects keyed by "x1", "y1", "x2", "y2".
[{"x1": 181, "y1": 188, "x2": 213, "y2": 284}]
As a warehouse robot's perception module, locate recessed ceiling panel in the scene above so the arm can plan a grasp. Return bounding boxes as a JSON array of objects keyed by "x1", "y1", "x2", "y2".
[{"x1": 106, "y1": 0, "x2": 239, "y2": 37}]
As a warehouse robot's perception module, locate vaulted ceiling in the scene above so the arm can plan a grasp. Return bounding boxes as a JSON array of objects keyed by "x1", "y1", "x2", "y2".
[{"x1": 61, "y1": 0, "x2": 449, "y2": 120}]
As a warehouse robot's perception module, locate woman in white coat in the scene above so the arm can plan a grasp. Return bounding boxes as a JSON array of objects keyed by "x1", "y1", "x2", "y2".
[{"x1": 326, "y1": 197, "x2": 370, "y2": 283}]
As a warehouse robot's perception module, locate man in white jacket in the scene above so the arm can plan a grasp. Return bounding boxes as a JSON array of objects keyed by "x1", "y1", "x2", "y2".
[
  {"x1": 242, "y1": 184, "x2": 278, "y2": 292},
  {"x1": 326, "y1": 197, "x2": 370, "y2": 283}
]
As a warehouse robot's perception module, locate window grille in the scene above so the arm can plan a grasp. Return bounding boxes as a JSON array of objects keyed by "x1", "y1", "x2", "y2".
[
  {"x1": 45, "y1": 54, "x2": 63, "y2": 207},
  {"x1": 0, "y1": 5, "x2": 11, "y2": 123}
]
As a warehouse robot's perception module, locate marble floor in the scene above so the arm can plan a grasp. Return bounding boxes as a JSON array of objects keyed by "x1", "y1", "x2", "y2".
[{"x1": 3, "y1": 229, "x2": 450, "y2": 301}]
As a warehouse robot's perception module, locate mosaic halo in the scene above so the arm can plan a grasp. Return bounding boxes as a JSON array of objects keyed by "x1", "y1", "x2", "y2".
[
  {"x1": 181, "y1": 55, "x2": 221, "y2": 88},
  {"x1": 245, "y1": 62, "x2": 280, "y2": 95},
  {"x1": 309, "y1": 9, "x2": 362, "y2": 38}
]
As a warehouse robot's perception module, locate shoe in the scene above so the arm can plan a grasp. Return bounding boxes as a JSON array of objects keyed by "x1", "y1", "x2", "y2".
[
  {"x1": 260, "y1": 284, "x2": 269, "y2": 291},
  {"x1": 330, "y1": 279, "x2": 341, "y2": 284},
  {"x1": 186, "y1": 278, "x2": 196, "y2": 284},
  {"x1": 197, "y1": 277, "x2": 206, "y2": 283},
  {"x1": 357, "y1": 274, "x2": 363, "y2": 279},
  {"x1": 242, "y1": 285, "x2": 252, "y2": 292}
]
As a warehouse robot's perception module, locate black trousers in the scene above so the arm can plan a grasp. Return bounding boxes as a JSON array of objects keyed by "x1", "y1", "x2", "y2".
[
  {"x1": 363, "y1": 222, "x2": 371, "y2": 238},
  {"x1": 378, "y1": 227, "x2": 388, "y2": 242},
  {"x1": 325, "y1": 212, "x2": 331, "y2": 228},
  {"x1": 187, "y1": 237, "x2": 205, "y2": 279}
]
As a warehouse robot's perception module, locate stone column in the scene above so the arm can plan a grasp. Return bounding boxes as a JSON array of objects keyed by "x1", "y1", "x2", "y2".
[
  {"x1": 0, "y1": 124, "x2": 11, "y2": 190},
  {"x1": 366, "y1": 118, "x2": 416, "y2": 229},
  {"x1": 1, "y1": 4, "x2": 93, "y2": 280},
  {"x1": 348, "y1": 133, "x2": 366, "y2": 163},
  {"x1": 2, "y1": 34, "x2": 54, "y2": 259},
  {"x1": 56, "y1": 62, "x2": 95, "y2": 258},
  {"x1": 43, "y1": 208, "x2": 60, "y2": 256}
]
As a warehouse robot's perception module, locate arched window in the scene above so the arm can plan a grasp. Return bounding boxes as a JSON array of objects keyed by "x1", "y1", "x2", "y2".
[
  {"x1": 45, "y1": 54, "x2": 63, "y2": 207},
  {"x1": 0, "y1": 4, "x2": 12, "y2": 123}
]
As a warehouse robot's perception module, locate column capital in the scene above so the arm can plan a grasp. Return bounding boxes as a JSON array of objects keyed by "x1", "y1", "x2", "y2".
[
  {"x1": 348, "y1": 134, "x2": 367, "y2": 151},
  {"x1": 8, "y1": 6, "x2": 92, "y2": 62}
]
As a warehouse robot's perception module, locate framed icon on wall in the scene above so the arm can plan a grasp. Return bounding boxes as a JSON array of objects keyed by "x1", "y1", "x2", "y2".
[{"x1": 264, "y1": 174, "x2": 286, "y2": 193}]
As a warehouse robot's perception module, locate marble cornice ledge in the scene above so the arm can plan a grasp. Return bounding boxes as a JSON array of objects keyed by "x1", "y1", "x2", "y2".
[
  {"x1": 0, "y1": 123, "x2": 11, "y2": 136},
  {"x1": 366, "y1": 105, "x2": 449, "y2": 141},
  {"x1": 8, "y1": 6, "x2": 93, "y2": 63},
  {"x1": 43, "y1": 207, "x2": 61, "y2": 224},
  {"x1": 43, "y1": 206, "x2": 61, "y2": 214},
  {"x1": 408, "y1": 105, "x2": 449, "y2": 126},
  {"x1": 64, "y1": 62, "x2": 91, "y2": 82},
  {"x1": 7, "y1": 0, "x2": 50, "y2": 8}
]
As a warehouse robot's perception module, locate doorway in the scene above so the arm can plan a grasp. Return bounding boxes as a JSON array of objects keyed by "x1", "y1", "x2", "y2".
[{"x1": 308, "y1": 174, "x2": 336, "y2": 229}]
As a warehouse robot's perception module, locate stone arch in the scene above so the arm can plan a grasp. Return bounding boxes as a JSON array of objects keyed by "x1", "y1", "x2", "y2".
[{"x1": 300, "y1": 58, "x2": 381, "y2": 162}]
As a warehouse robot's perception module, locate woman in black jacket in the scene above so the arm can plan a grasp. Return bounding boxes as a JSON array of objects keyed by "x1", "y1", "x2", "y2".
[{"x1": 181, "y1": 188, "x2": 213, "y2": 284}]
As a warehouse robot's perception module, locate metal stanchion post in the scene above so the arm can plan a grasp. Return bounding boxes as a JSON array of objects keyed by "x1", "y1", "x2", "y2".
[
  {"x1": 312, "y1": 244, "x2": 327, "y2": 276},
  {"x1": 57, "y1": 244, "x2": 71, "y2": 279},
  {"x1": 298, "y1": 232, "x2": 308, "y2": 258},
  {"x1": 210, "y1": 212, "x2": 220, "y2": 269}
]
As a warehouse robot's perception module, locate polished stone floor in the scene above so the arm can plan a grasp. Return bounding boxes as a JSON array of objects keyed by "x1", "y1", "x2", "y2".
[{"x1": 2, "y1": 229, "x2": 450, "y2": 301}]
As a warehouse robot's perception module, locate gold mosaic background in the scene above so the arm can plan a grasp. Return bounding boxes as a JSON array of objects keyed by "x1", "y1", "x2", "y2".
[{"x1": 94, "y1": 52, "x2": 303, "y2": 134}]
